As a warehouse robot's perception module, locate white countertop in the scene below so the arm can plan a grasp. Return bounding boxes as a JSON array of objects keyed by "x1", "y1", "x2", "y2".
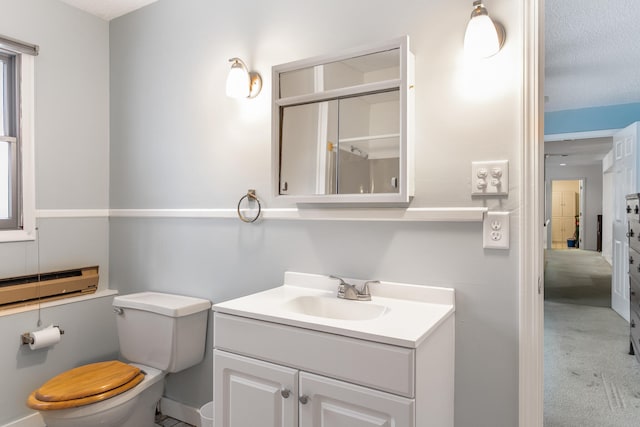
[{"x1": 213, "y1": 272, "x2": 455, "y2": 348}]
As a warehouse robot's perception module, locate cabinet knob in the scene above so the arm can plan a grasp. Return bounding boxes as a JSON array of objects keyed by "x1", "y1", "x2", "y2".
[
  {"x1": 299, "y1": 395, "x2": 309, "y2": 405},
  {"x1": 630, "y1": 229, "x2": 636, "y2": 238},
  {"x1": 636, "y1": 206, "x2": 639, "y2": 214},
  {"x1": 633, "y1": 320, "x2": 637, "y2": 328},
  {"x1": 631, "y1": 257, "x2": 635, "y2": 265},
  {"x1": 281, "y1": 389, "x2": 291, "y2": 399},
  {"x1": 628, "y1": 205, "x2": 633, "y2": 214}
]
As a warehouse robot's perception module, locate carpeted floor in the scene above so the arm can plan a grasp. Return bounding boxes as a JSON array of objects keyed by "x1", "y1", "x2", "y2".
[
  {"x1": 544, "y1": 249, "x2": 640, "y2": 426},
  {"x1": 545, "y1": 302, "x2": 640, "y2": 426},
  {"x1": 544, "y1": 249, "x2": 612, "y2": 307}
]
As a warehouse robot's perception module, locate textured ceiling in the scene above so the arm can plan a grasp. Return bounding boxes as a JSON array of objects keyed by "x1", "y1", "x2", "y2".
[
  {"x1": 545, "y1": 0, "x2": 640, "y2": 112},
  {"x1": 58, "y1": 0, "x2": 158, "y2": 20}
]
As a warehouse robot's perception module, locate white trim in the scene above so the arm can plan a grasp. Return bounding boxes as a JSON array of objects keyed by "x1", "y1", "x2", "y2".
[
  {"x1": 13, "y1": 55, "x2": 36, "y2": 242},
  {"x1": 520, "y1": 0, "x2": 544, "y2": 425},
  {"x1": 0, "y1": 413, "x2": 44, "y2": 427},
  {"x1": 36, "y1": 209, "x2": 109, "y2": 218},
  {"x1": 275, "y1": 79, "x2": 401, "y2": 107},
  {"x1": 544, "y1": 128, "x2": 619, "y2": 142},
  {"x1": 109, "y1": 207, "x2": 488, "y2": 222},
  {"x1": 160, "y1": 397, "x2": 202, "y2": 427},
  {"x1": 25, "y1": 207, "x2": 488, "y2": 221},
  {"x1": 28, "y1": 207, "x2": 488, "y2": 222}
]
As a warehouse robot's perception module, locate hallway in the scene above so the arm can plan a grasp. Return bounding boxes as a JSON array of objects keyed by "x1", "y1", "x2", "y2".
[{"x1": 544, "y1": 249, "x2": 640, "y2": 426}]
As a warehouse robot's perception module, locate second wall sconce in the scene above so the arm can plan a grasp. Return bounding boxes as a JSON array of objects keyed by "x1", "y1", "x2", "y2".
[
  {"x1": 463, "y1": 1, "x2": 505, "y2": 59},
  {"x1": 226, "y1": 57, "x2": 262, "y2": 99}
]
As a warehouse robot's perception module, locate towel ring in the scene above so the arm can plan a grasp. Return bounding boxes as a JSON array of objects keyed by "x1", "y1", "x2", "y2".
[{"x1": 237, "y1": 189, "x2": 262, "y2": 223}]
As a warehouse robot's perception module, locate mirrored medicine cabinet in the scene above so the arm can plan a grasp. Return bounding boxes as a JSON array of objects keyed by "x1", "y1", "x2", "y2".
[{"x1": 271, "y1": 36, "x2": 415, "y2": 205}]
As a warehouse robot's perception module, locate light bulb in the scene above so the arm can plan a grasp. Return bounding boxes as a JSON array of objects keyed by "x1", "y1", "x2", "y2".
[
  {"x1": 464, "y1": 2, "x2": 504, "y2": 59},
  {"x1": 226, "y1": 60, "x2": 250, "y2": 98}
]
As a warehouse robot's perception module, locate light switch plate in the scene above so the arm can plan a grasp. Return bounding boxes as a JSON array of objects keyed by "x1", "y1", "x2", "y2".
[
  {"x1": 483, "y1": 211, "x2": 510, "y2": 249},
  {"x1": 471, "y1": 160, "x2": 509, "y2": 196}
]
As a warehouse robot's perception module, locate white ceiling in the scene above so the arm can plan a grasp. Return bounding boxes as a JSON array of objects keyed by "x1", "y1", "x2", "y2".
[
  {"x1": 58, "y1": 0, "x2": 158, "y2": 21},
  {"x1": 545, "y1": 0, "x2": 640, "y2": 112}
]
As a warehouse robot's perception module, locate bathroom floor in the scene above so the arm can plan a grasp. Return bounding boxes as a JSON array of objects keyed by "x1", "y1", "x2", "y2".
[{"x1": 155, "y1": 413, "x2": 194, "y2": 427}]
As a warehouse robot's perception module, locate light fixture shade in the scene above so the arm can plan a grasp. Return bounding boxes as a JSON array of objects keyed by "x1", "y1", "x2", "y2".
[
  {"x1": 464, "y1": 1, "x2": 505, "y2": 59},
  {"x1": 226, "y1": 59, "x2": 251, "y2": 98}
]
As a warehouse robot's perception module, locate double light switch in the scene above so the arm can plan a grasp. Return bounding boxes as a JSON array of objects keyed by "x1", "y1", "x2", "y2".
[{"x1": 471, "y1": 160, "x2": 509, "y2": 196}]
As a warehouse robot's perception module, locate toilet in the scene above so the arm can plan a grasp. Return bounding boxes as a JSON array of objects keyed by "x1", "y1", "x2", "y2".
[{"x1": 27, "y1": 292, "x2": 211, "y2": 427}]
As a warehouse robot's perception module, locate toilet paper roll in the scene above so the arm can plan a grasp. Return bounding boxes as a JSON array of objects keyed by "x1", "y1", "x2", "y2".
[{"x1": 29, "y1": 326, "x2": 61, "y2": 350}]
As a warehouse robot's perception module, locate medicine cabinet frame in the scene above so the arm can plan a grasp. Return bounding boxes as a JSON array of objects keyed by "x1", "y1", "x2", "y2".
[{"x1": 271, "y1": 36, "x2": 415, "y2": 205}]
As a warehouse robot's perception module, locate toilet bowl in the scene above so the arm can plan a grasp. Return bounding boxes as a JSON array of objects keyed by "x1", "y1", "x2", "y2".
[{"x1": 27, "y1": 292, "x2": 211, "y2": 427}]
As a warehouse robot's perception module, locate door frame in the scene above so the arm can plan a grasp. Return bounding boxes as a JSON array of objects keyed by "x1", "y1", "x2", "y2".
[
  {"x1": 520, "y1": 0, "x2": 621, "y2": 423},
  {"x1": 519, "y1": 0, "x2": 544, "y2": 424}
]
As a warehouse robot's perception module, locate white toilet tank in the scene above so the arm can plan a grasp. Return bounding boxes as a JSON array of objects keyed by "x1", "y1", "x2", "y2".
[{"x1": 113, "y1": 292, "x2": 211, "y2": 373}]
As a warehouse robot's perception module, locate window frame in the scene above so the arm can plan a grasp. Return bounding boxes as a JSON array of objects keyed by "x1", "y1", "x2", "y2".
[
  {"x1": 0, "y1": 49, "x2": 35, "y2": 242},
  {"x1": 0, "y1": 49, "x2": 20, "y2": 230}
]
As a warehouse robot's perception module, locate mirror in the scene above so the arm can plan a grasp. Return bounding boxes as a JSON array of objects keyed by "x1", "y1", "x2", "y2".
[{"x1": 273, "y1": 37, "x2": 414, "y2": 204}]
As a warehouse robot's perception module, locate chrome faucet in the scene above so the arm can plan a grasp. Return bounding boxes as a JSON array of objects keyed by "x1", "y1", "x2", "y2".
[{"x1": 330, "y1": 276, "x2": 379, "y2": 301}]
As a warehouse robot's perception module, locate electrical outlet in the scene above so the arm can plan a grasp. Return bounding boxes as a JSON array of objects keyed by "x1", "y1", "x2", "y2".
[
  {"x1": 471, "y1": 160, "x2": 509, "y2": 196},
  {"x1": 483, "y1": 211, "x2": 509, "y2": 249}
]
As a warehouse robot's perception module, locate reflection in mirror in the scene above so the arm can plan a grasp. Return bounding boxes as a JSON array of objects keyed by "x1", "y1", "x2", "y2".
[
  {"x1": 279, "y1": 90, "x2": 400, "y2": 196},
  {"x1": 280, "y1": 101, "x2": 338, "y2": 196},
  {"x1": 279, "y1": 48, "x2": 400, "y2": 99}
]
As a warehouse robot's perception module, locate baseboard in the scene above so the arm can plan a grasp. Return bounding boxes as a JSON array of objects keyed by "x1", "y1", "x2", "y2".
[
  {"x1": 160, "y1": 397, "x2": 203, "y2": 426},
  {"x1": 1, "y1": 413, "x2": 44, "y2": 427}
]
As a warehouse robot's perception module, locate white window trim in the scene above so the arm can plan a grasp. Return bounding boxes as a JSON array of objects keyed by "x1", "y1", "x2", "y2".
[{"x1": 0, "y1": 55, "x2": 35, "y2": 243}]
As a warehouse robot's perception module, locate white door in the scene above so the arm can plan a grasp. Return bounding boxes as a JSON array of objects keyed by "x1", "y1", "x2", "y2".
[
  {"x1": 611, "y1": 122, "x2": 639, "y2": 321},
  {"x1": 299, "y1": 372, "x2": 414, "y2": 427},
  {"x1": 214, "y1": 350, "x2": 298, "y2": 427}
]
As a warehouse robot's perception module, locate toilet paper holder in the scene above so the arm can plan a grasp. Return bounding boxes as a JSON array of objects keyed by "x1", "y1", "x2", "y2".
[{"x1": 21, "y1": 326, "x2": 65, "y2": 345}]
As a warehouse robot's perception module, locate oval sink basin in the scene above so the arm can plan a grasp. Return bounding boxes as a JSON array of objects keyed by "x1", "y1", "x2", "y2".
[{"x1": 282, "y1": 295, "x2": 388, "y2": 321}]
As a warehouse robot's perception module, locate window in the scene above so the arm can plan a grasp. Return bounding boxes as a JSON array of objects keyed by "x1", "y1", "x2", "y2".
[
  {"x1": 0, "y1": 50, "x2": 19, "y2": 229},
  {"x1": 0, "y1": 36, "x2": 37, "y2": 242}
]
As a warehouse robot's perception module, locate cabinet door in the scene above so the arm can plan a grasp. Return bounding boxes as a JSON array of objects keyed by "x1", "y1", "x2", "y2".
[
  {"x1": 562, "y1": 217, "x2": 576, "y2": 240},
  {"x1": 551, "y1": 216, "x2": 564, "y2": 242},
  {"x1": 214, "y1": 350, "x2": 298, "y2": 427},
  {"x1": 299, "y1": 372, "x2": 414, "y2": 427}
]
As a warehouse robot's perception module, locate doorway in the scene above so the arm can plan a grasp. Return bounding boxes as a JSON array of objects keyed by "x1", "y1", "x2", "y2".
[{"x1": 550, "y1": 179, "x2": 581, "y2": 249}]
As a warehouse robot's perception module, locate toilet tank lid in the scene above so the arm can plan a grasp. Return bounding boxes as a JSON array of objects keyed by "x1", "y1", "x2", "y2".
[{"x1": 113, "y1": 292, "x2": 211, "y2": 317}]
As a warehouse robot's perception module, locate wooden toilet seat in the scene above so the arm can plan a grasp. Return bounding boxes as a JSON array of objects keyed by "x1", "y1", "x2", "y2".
[{"x1": 27, "y1": 360, "x2": 145, "y2": 410}]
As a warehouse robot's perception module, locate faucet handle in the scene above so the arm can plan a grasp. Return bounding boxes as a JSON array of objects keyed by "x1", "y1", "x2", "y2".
[
  {"x1": 329, "y1": 275, "x2": 347, "y2": 285},
  {"x1": 361, "y1": 280, "x2": 379, "y2": 296}
]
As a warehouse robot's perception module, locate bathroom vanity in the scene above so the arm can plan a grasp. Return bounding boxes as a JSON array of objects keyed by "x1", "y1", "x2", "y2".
[{"x1": 212, "y1": 272, "x2": 455, "y2": 427}]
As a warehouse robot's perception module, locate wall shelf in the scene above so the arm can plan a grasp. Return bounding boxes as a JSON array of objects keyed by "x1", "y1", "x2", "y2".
[{"x1": 38, "y1": 207, "x2": 488, "y2": 222}]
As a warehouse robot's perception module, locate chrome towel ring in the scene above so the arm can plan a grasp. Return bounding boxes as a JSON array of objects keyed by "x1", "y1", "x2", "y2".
[{"x1": 237, "y1": 189, "x2": 262, "y2": 223}]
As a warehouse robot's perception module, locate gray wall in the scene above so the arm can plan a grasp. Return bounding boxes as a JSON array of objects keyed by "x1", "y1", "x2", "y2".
[
  {"x1": 109, "y1": 1, "x2": 523, "y2": 426},
  {"x1": 545, "y1": 163, "x2": 604, "y2": 251},
  {"x1": 0, "y1": 0, "x2": 111, "y2": 424}
]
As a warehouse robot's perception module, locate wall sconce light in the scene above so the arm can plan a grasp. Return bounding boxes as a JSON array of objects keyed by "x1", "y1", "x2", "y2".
[
  {"x1": 226, "y1": 57, "x2": 262, "y2": 99},
  {"x1": 464, "y1": 1, "x2": 505, "y2": 59}
]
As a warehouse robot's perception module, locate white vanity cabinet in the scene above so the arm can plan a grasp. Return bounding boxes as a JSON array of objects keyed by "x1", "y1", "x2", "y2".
[
  {"x1": 212, "y1": 272, "x2": 455, "y2": 427},
  {"x1": 214, "y1": 349, "x2": 413, "y2": 427},
  {"x1": 299, "y1": 371, "x2": 414, "y2": 427},
  {"x1": 214, "y1": 350, "x2": 298, "y2": 427}
]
